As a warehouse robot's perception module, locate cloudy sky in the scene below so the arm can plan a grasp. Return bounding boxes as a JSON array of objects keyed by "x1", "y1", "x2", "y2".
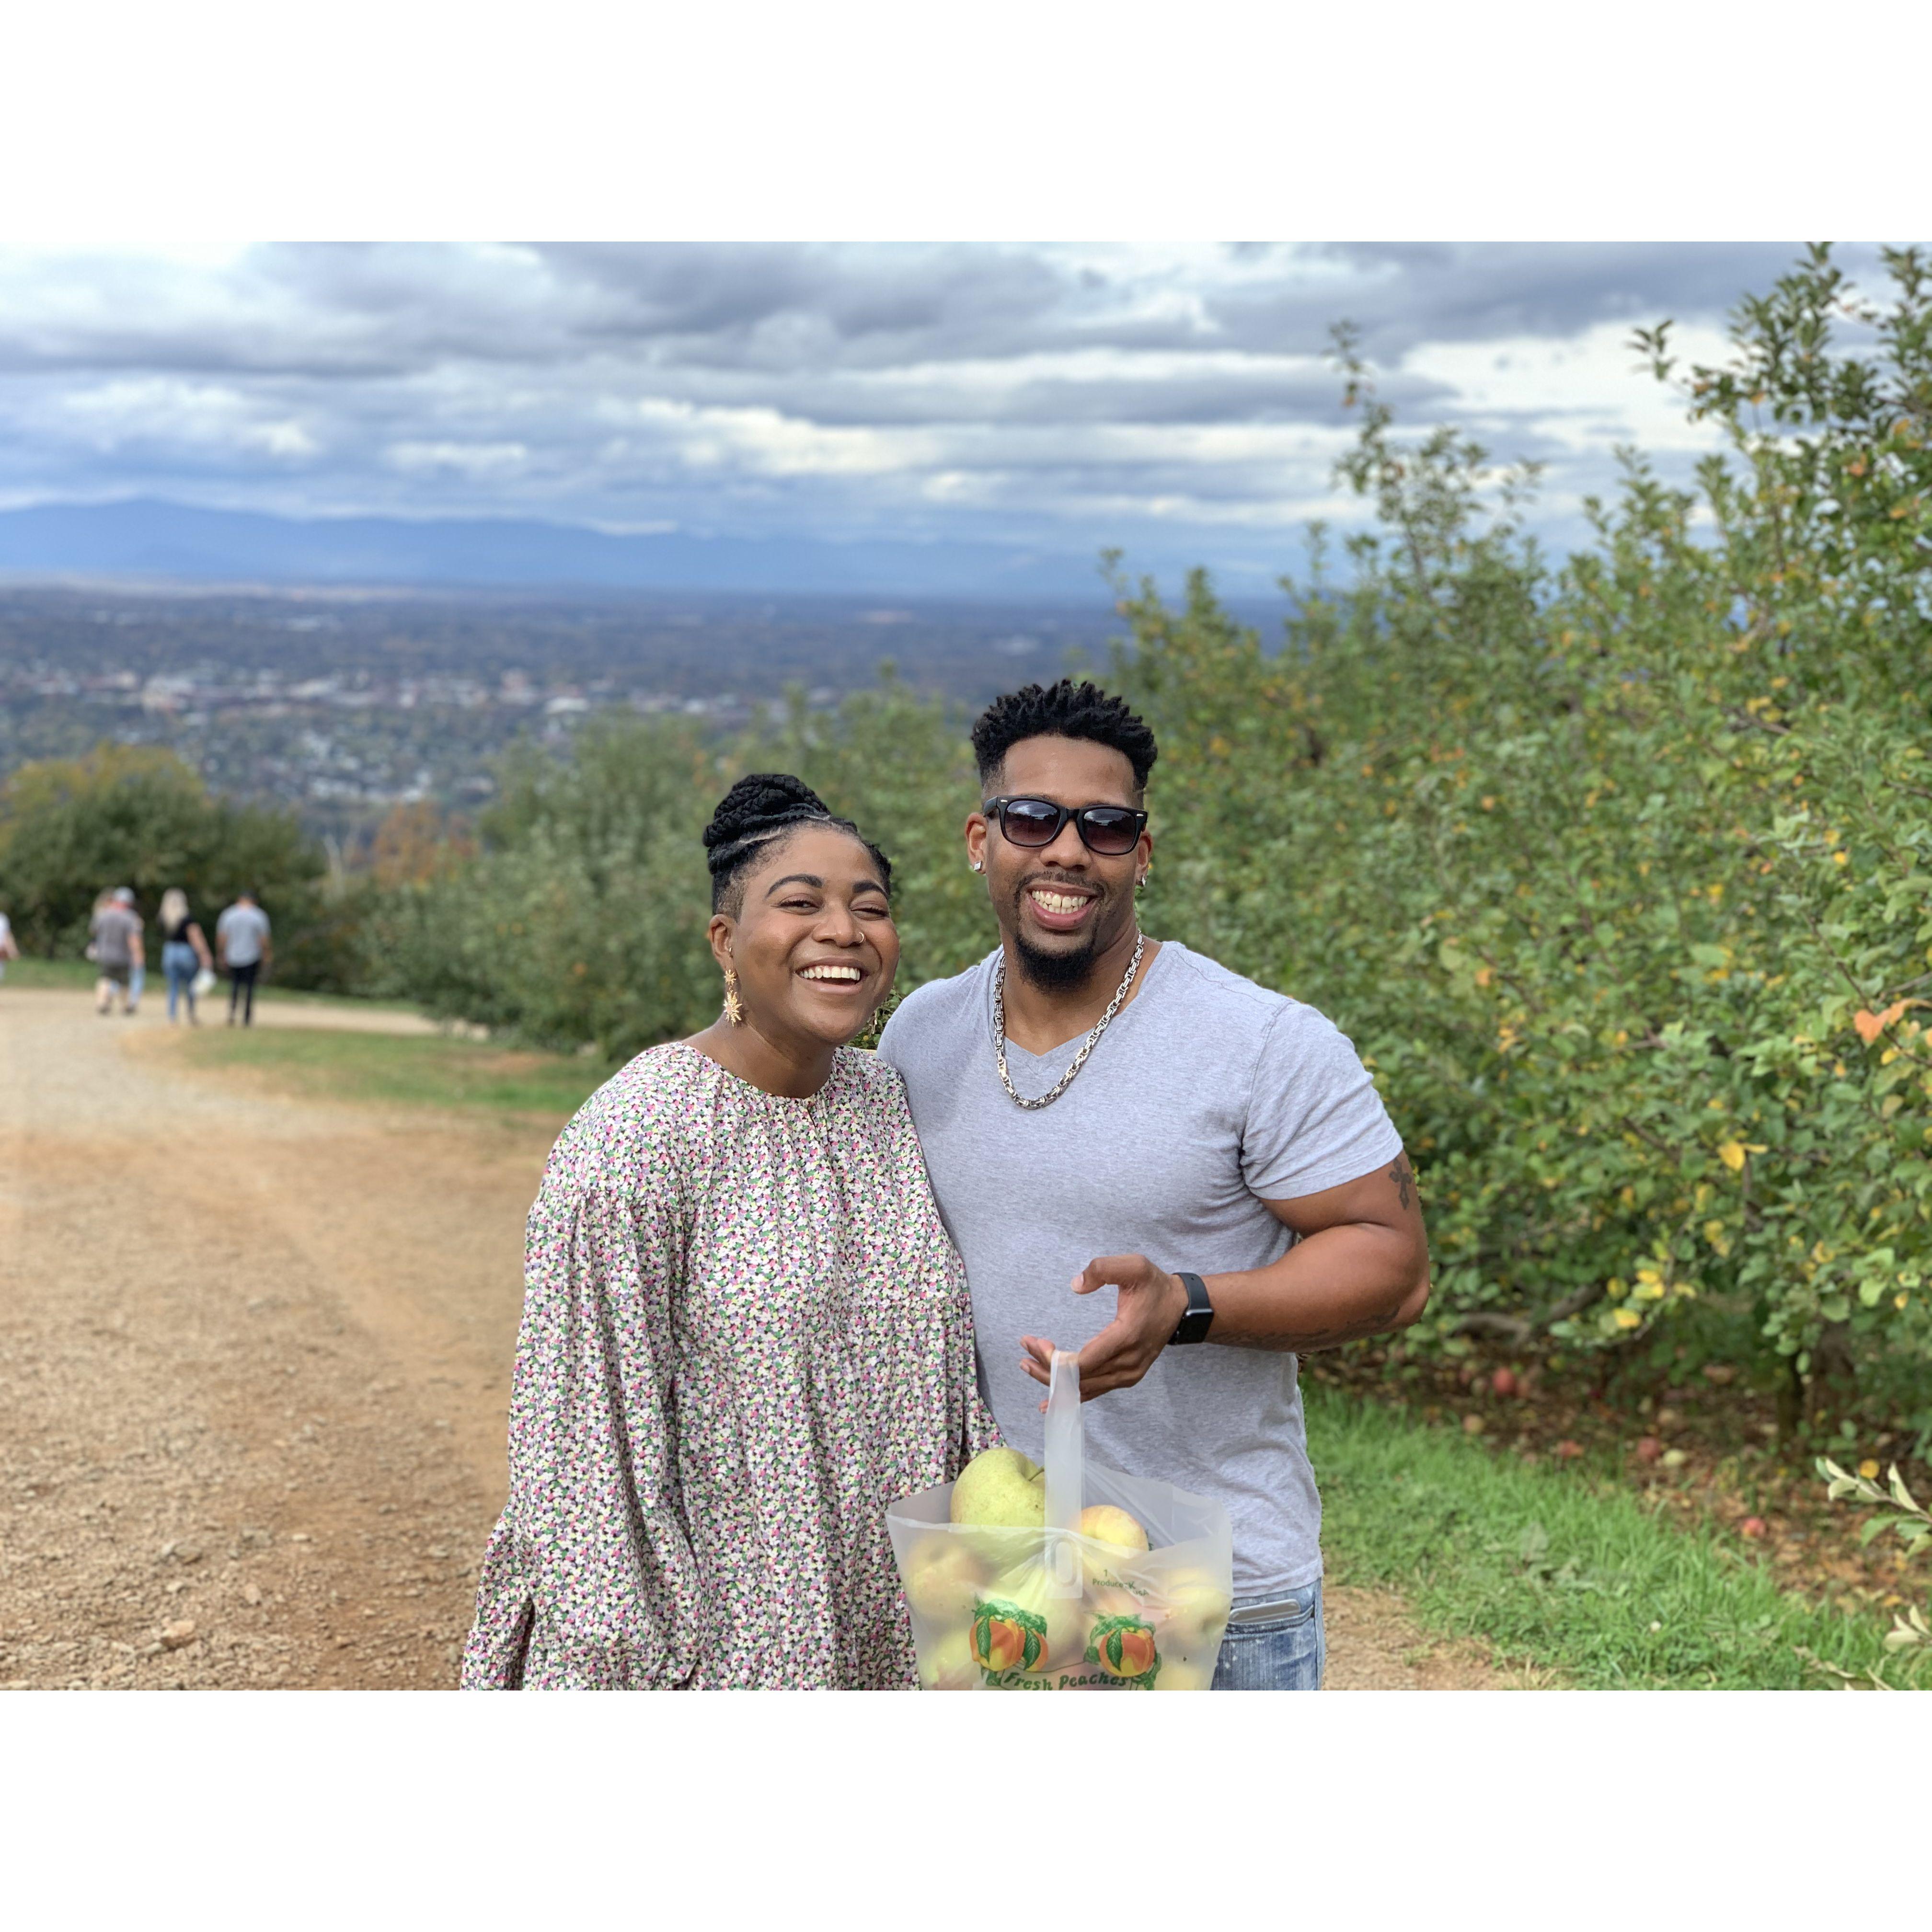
[{"x1": 0, "y1": 241, "x2": 1875, "y2": 592}]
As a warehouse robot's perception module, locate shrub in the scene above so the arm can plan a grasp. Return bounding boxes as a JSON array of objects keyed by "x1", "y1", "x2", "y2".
[
  {"x1": 0, "y1": 743, "x2": 353, "y2": 988},
  {"x1": 1108, "y1": 245, "x2": 1932, "y2": 1438}
]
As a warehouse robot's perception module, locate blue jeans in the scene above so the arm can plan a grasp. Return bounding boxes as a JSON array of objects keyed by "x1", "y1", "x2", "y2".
[
  {"x1": 163, "y1": 942, "x2": 199, "y2": 1021},
  {"x1": 1211, "y1": 1579, "x2": 1324, "y2": 1690}
]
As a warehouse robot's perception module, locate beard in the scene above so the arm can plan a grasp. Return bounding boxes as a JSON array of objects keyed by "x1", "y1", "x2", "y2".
[{"x1": 1012, "y1": 927, "x2": 1105, "y2": 992}]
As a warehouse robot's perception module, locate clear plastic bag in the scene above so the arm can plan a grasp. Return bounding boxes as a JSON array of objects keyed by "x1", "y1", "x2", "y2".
[{"x1": 888, "y1": 1353, "x2": 1233, "y2": 1690}]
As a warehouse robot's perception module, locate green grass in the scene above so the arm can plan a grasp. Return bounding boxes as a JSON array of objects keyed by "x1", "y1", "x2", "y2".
[
  {"x1": 1307, "y1": 1381, "x2": 1920, "y2": 1689},
  {"x1": 179, "y1": 1025, "x2": 619, "y2": 1122},
  {"x1": 1, "y1": 956, "x2": 96, "y2": 990}
]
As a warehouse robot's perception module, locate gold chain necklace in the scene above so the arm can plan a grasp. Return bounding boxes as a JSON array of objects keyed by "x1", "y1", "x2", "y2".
[{"x1": 991, "y1": 931, "x2": 1146, "y2": 1111}]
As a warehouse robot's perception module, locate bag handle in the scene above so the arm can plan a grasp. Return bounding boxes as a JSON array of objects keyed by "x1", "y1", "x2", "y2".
[{"x1": 1043, "y1": 1350, "x2": 1083, "y2": 1596}]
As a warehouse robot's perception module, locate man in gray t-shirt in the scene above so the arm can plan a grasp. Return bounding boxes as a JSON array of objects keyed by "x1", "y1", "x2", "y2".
[
  {"x1": 216, "y1": 893, "x2": 272, "y2": 1026},
  {"x1": 90, "y1": 888, "x2": 144, "y2": 1016},
  {"x1": 878, "y1": 679, "x2": 1431, "y2": 1691}
]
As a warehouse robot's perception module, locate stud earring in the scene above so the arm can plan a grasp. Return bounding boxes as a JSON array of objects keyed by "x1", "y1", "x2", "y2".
[
  {"x1": 722, "y1": 968, "x2": 745, "y2": 1026},
  {"x1": 971, "y1": 860, "x2": 983, "y2": 873}
]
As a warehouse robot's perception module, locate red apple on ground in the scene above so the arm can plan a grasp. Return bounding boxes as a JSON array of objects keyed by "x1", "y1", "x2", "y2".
[{"x1": 1492, "y1": 1368, "x2": 1519, "y2": 1398}]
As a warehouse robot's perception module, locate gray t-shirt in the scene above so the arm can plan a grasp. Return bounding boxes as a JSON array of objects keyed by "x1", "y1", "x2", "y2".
[
  {"x1": 878, "y1": 940, "x2": 1403, "y2": 1597},
  {"x1": 217, "y1": 903, "x2": 270, "y2": 967},
  {"x1": 92, "y1": 905, "x2": 141, "y2": 968}
]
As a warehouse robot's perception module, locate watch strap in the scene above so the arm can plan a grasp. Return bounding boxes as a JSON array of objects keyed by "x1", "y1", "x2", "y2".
[{"x1": 1169, "y1": 1270, "x2": 1214, "y2": 1345}]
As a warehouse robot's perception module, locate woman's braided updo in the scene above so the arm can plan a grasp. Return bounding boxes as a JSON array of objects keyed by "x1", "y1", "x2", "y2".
[{"x1": 703, "y1": 772, "x2": 893, "y2": 914}]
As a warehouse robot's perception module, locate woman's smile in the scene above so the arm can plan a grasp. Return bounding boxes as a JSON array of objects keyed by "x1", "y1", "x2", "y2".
[{"x1": 796, "y1": 960, "x2": 867, "y2": 985}]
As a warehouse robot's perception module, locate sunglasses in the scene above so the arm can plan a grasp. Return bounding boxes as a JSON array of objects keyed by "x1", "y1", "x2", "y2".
[{"x1": 983, "y1": 795, "x2": 1148, "y2": 856}]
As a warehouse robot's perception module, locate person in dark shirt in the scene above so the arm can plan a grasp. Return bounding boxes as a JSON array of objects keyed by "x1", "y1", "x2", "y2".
[{"x1": 158, "y1": 887, "x2": 215, "y2": 1024}]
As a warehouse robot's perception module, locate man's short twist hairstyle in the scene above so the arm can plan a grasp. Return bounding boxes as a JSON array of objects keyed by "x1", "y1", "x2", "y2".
[{"x1": 970, "y1": 678, "x2": 1158, "y2": 797}]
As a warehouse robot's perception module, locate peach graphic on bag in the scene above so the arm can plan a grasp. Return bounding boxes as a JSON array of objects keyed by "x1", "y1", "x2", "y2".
[
  {"x1": 1085, "y1": 1613, "x2": 1161, "y2": 1687},
  {"x1": 970, "y1": 1598, "x2": 1048, "y2": 1676}
]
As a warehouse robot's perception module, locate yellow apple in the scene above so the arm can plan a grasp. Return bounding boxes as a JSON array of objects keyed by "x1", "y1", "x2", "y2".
[
  {"x1": 1079, "y1": 1504, "x2": 1149, "y2": 1552},
  {"x1": 1153, "y1": 1565, "x2": 1233, "y2": 1648},
  {"x1": 1085, "y1": 1584, "x2": 1145, "y2": 1621},
  {"x1": 949, "y1": 1448, "x2": 1046, "y2": 1530},
  {"x1": 1152, "y1": 1656, "x2": 1214, "y2": 1691},
  {"x1": 916, "y1": 1628, "x2": 980, "y2": 1690},
  {"x1": 902, "y1": 1538, "x2": 982, "y2": 1623}
]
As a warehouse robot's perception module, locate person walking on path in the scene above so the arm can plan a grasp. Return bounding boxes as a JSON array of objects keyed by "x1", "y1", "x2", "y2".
[
  {"x1": 0, "y1": 906, "x2": 18, "y2": 983},
  {"x1": 157, "y1": 889, "x2": 215, "y2": 1025},
  {"x1": 216, "y1": 890, "x2": 271, "y2": 1026},
  {"x1": 878, "y1": 679, "x2": 1433, "y2": 1692},
  {"x1": 90, "y1": 887, "x2": 145, "y2": 1017}
]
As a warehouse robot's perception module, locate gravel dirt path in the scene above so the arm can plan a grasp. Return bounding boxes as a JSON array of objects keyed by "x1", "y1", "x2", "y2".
[{"x1": 0, "y1": 986, "x2": 1520, "y2": 1691}]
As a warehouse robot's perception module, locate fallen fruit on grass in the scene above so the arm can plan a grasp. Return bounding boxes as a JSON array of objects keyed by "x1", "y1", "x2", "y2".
[
  {"x1": 1462, "y1": 1414, "x2": 1485, "y2": 1435},
  {"x1": 1554, "y1": 1439, "x2": 1585, "y2": 1459},
  {"x1": 1635, "y1": 1436, "x2": 1663, "y2": 1463},
  {"x1": 1739, "y1": 1517, "x2": 1768, "y2": 1539},
  {"x1": 1492, "y1": 1368, "x2": 1519, "y2": 1398},
  {"x1": 950, "y1": 1447, "x2": 1046, "y2": 1530}
]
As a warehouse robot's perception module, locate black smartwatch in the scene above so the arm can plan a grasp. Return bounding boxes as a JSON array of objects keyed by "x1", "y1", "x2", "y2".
[{"x1": 1168, "y1": 1271, "x2": 1215, "y2": 1346}]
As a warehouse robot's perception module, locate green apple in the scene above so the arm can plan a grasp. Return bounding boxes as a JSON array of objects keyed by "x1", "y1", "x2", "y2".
[{"x1": 949, "y1": 1447, "x2": 1046, "y2": 1530}]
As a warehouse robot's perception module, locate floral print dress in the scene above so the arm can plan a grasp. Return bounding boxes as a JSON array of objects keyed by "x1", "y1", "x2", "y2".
[{"x1": 461, "y1": 1040, "x2": 998, "y2": 1690}]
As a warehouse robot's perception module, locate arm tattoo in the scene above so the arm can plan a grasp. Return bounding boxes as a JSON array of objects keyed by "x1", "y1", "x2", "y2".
[
  {"x1": 1389, "y1": 1156, "x2": 1414, "y2": 1212},
  {"x1": 1219, "y1": 1324, "x2": 1356, "y2": 1353}
]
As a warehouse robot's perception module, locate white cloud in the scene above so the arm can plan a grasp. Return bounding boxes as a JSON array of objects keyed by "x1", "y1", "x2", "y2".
[
  {"x1": 42, "y1": 375, "x2": 316, "y2": 459},
  {"x1": 1401, "y1": 318, "x2": 1736, "y2": 456},
  {"x1": 385, "y1": 440, "x2": 531, "y2": 479},
  {"x1": 0, "y1": 241, "x2": 1878, "y2": 576}
]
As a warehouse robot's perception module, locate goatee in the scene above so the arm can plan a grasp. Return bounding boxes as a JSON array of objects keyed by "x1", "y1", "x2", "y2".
[{"x1": 1012, "y1": 929, "x2": 1104, "y2": 992}]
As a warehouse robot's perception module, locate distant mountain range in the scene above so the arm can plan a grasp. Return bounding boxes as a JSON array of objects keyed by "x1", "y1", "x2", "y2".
[{"x1": 0, "y1": 499, "x2": 1119, "y2": 602}]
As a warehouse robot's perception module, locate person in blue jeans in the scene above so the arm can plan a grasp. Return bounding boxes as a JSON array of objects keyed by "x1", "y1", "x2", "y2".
[
  {"x1": 878, "y1": 680, "x2": 1431, "y2": 1690},
  {"x1": 157, "y1": 888, "x2": 214, "y2": 1024}
]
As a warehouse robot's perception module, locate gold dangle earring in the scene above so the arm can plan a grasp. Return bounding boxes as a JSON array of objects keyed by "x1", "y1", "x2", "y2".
[{"x1": 722, "y1": 967, "x2": 745, "y2": 1026}]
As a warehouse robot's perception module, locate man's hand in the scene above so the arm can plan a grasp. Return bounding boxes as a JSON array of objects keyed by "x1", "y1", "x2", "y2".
[{"x1": 1019, "y1": 1254, "x2": 1190, "y2": 1403}]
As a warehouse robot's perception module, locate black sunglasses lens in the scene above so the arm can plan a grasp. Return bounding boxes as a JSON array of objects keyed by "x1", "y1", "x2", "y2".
[
  {"x1": 999, "y1": 800, "x2": 1063, "y2": 845},
  {"x1": 1079, "y1": 809, "x2": 1141, "y2": 854}
]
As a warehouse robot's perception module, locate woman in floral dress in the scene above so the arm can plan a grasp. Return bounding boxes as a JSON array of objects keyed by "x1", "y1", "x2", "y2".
[{"x1": 462, "y1": 774, "x2": 998, "y2": 1689}]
